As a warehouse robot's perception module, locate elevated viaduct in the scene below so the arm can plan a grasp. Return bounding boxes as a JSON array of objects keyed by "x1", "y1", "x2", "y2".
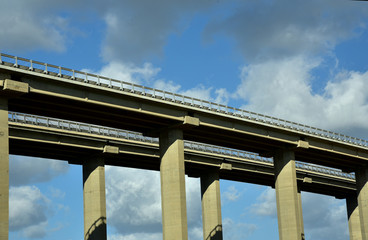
[{"x1": 1, "y1": 53, "x2": 368, "y2": 240}]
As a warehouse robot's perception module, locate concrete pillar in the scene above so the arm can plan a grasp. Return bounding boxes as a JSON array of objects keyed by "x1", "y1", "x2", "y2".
[
  {"x1": 347, "y1": 193, "x2": 363, "y2": 240},
  {"x1": 201, "y1": 170, "x2": 223, "y2": 240},
  {"x1": 0, "y1": 98, "x2": 8, "y2": 240},
  {"x1": 356, "y1": 167, "x2": 368, "y2": 240},
  {"x1": 159, "y1": 128, "x2": 188, "y2": 240},
  {"x1": 297, "y1": 188, "x2": 305, "y2": 240},
  {"x1": 274, "y1": 150, "x2": 304, "y2": 240},
  {"x1": 83, "y1": 158, "x2": 107, "y2": 240}
]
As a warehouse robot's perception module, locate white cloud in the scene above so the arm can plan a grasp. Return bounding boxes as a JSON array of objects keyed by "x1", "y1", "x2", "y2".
[
  {"x1": 85, "y1": 61, "x2": 161, "y2": 85},
  {"x1": 88, "y1": 61, "x2": 231, "y2": 106},
  {"x1": 222, "y1": 218, "x2": 257, "y2": 240},
  {"x1": 21, "y1": 222, "x2": 48, "y2": 239},
  {"x1": 236, "y1": 56, "x2": 368, "y2": 138},
  {"x1": 222, "y1": 185, "x2": 241, "y2": 202},
  {"x1": 250, "y1": 187, "x2": 277, "y2": 217},
  {"x1": 153, "y1": 79, "x2": 181, "y2": 93},
  {"x1": 105, "y1": 166, "x2": 201, "y2": 237},
  {"x1": 9, "y1": 155, "x2": 69, "y2": 186},
  {"x1": 9, "y1": 186, "x2": 50, "y2": 236}
]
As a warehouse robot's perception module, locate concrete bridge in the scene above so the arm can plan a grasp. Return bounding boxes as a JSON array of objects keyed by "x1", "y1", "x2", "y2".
[{"x1": 1, "y1": 53, "x2": 368, "y2": 239}]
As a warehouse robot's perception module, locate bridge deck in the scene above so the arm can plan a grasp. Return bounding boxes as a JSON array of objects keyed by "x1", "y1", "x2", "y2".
[
  {"x1": 1, "y1": 54, "x2": 368, "y2": 172},
  {"x1": 8, "y1": 112, "x2": 356, "y2": 198}
]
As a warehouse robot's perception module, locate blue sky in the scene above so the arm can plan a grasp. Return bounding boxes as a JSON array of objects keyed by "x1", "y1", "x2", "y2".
[{"x1": 2, "y1": 0, "x2": 368, "y2": 239}]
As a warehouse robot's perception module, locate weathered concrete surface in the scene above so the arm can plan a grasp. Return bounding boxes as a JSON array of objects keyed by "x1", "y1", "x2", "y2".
[
  {"x1": 297, "y1": 188, "x2": 305, "y2": 240},
  {"x1": 274, "y1": 150, "x2": 304, "y2": 240},
  {"x1": 83, "y1": 158, "x2": 107, "y2": 240},
  {"x1": 0, "y1": 98, "x2": 8, "y2": 240},
  {"x1": 356, "y1": 167, "x2": 368, "y2": 240},
  {"x1": 201, "y1": 170, "x2": 223, "y2": 240},
  {"x1": 160, "y1": 128, "x2": 188, "y2": 240},
  {"x1": 347, "y1": 193, "x2": 363, "y2": 240}
]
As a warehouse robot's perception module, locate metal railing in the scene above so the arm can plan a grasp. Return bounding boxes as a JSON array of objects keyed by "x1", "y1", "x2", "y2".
[
  {"x1": 1, "y1": 53, "x2": 367, "y2": 149},
  {"x1": 8, "y1": 112, "x2": 355, "y2": 180}
]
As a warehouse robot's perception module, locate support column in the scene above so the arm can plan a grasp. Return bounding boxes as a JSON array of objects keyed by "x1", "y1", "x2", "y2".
[
  {"x1": 83, "y1": 158, "x2": 107, "y2": 240},
  {"x1": 297, "y1": 188, "x2": 305, "y2": 240},
  {"x1": 0, "y1": 98, "x2": 8, "y2": 240},
  {"x1": 356, "y1": 167, "x2": 368, "y2": 240},
  {"x1": 347, "y1": 193, "x2": 363, "y2": 240},
  {"x1": 160, "y1": 128, "x2": 188, "y2": 240},
  {"x1": 201, "y1": 170, "x2": 223, "y2": 240},
  {"x1": 274, "y1": 150, "x2": 304, "y2": 240}
]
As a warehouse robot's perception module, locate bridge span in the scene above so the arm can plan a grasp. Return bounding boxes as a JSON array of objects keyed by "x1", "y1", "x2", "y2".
[{"x1": 1, "y1": 53, "x2": 368, "y2": 240}]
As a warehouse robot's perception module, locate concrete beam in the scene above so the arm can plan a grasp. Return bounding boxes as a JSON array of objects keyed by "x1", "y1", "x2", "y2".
[
  {"x1": 356, "y1": 167, "x2": 368, "y2": 240},
  {"x1": 347, "y1": 193, "x2": 363, "y2": 240},
  {"x1": 0, "y1": 98, "x2": 8, "y2": 240},
  {"x1": 201, "y1": 170, "x2": 223, "y2": 240},
  {"x1": 274, "y1": 150, "x2": 304, "y2": 240},
  {"x1": 159, "y1": 128, "x2": 188, "y2": 240},
  {"x1": 83, "y1": 158, "x2": 107, "y2": 240},
  {"x1": 0, "y1": 79, "x2": 29, "y2": 97}
]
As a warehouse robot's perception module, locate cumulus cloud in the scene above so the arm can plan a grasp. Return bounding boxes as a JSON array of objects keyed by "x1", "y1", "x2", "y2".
[
  {"x1": 105, "y1": 166, "x2": 201, "y2": 238},
  {"x1": 236, "y1": 56, "x2": 368, "y2": 138},
  {"x1": 9, "y1": 186, "x2": 50, "y2": 237},
  {"x1": 9, "y1": 155, "x2": 69, "y2": 186},
  {"x1": 83, "y1": 61, "x2": 161, "y2": 85},
  {"x1": 204, "y1": 0, "x2": 368, "y2": 62},
  {"x1": 88, "y1": 61, "x2": 231, "y2": 105}
]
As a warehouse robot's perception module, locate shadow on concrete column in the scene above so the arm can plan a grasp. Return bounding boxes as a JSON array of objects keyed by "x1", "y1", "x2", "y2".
[
  {"x1": 204, "y1": 225, "x2": 223, "y2": 240},
  {"x1": 83, "y1": 158, "x2": 107, "y2": 240},
  {"x1": 84, "y1": 217, "x2": 107, "y2": 240}
]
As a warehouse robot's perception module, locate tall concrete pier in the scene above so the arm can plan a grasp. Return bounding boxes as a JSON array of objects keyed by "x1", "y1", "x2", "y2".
[
  {"x1": 356, "y1": 168, "x2": 368, "y2": 240},
  {"x1": 160, "y1": 128, "x2": 188, "y2": 239},
  {"x1": 0, "y1": 98, "x2": 8, "y2": 240},
  {"x1": 347, "y1": 193, "x2": 363, "y2": 240},
  {"x1": 274, "y1": 150, "x2": 304, "y2": 240},
  {"x1": 201, "y1": 170, "x2": 223, "y2": 240},
  {"x1": 83, "y1": 158, "x2": 107, "y2": 240}
]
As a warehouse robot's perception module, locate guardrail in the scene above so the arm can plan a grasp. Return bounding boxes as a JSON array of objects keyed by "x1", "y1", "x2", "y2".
[
  {"x1": 1, "y1": 53, "x2": 367, "y2": 149},
  {"x1": 8, "y1": 112, "x2": 355, "y2": 180}
]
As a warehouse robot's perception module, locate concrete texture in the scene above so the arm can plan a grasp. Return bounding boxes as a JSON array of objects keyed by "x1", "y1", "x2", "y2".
[
  {"x1": 274, "y1": 150, "x2": 304, "y2": 240},
  {"x1": 83, "y1": 158, "x2": 107, "y2": 240},
  {"x1": 201, "y1": 170, "x2": 223, "y2": 240},
  {"x1": 159, "y1": 128, "x2": 188, "y2": 240},
  {"x1": 356, "y1": 167, "x2": 368, "y2": 240},
  {"x1": 347, "y1": 193, "x2": 363, "y2": 240},
  {"x1": 0, "y1": 98, "x2": 8, "y2": 240},
  {"x1": 297, "y1": 188, "x2": 305, "y2": 240}
]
